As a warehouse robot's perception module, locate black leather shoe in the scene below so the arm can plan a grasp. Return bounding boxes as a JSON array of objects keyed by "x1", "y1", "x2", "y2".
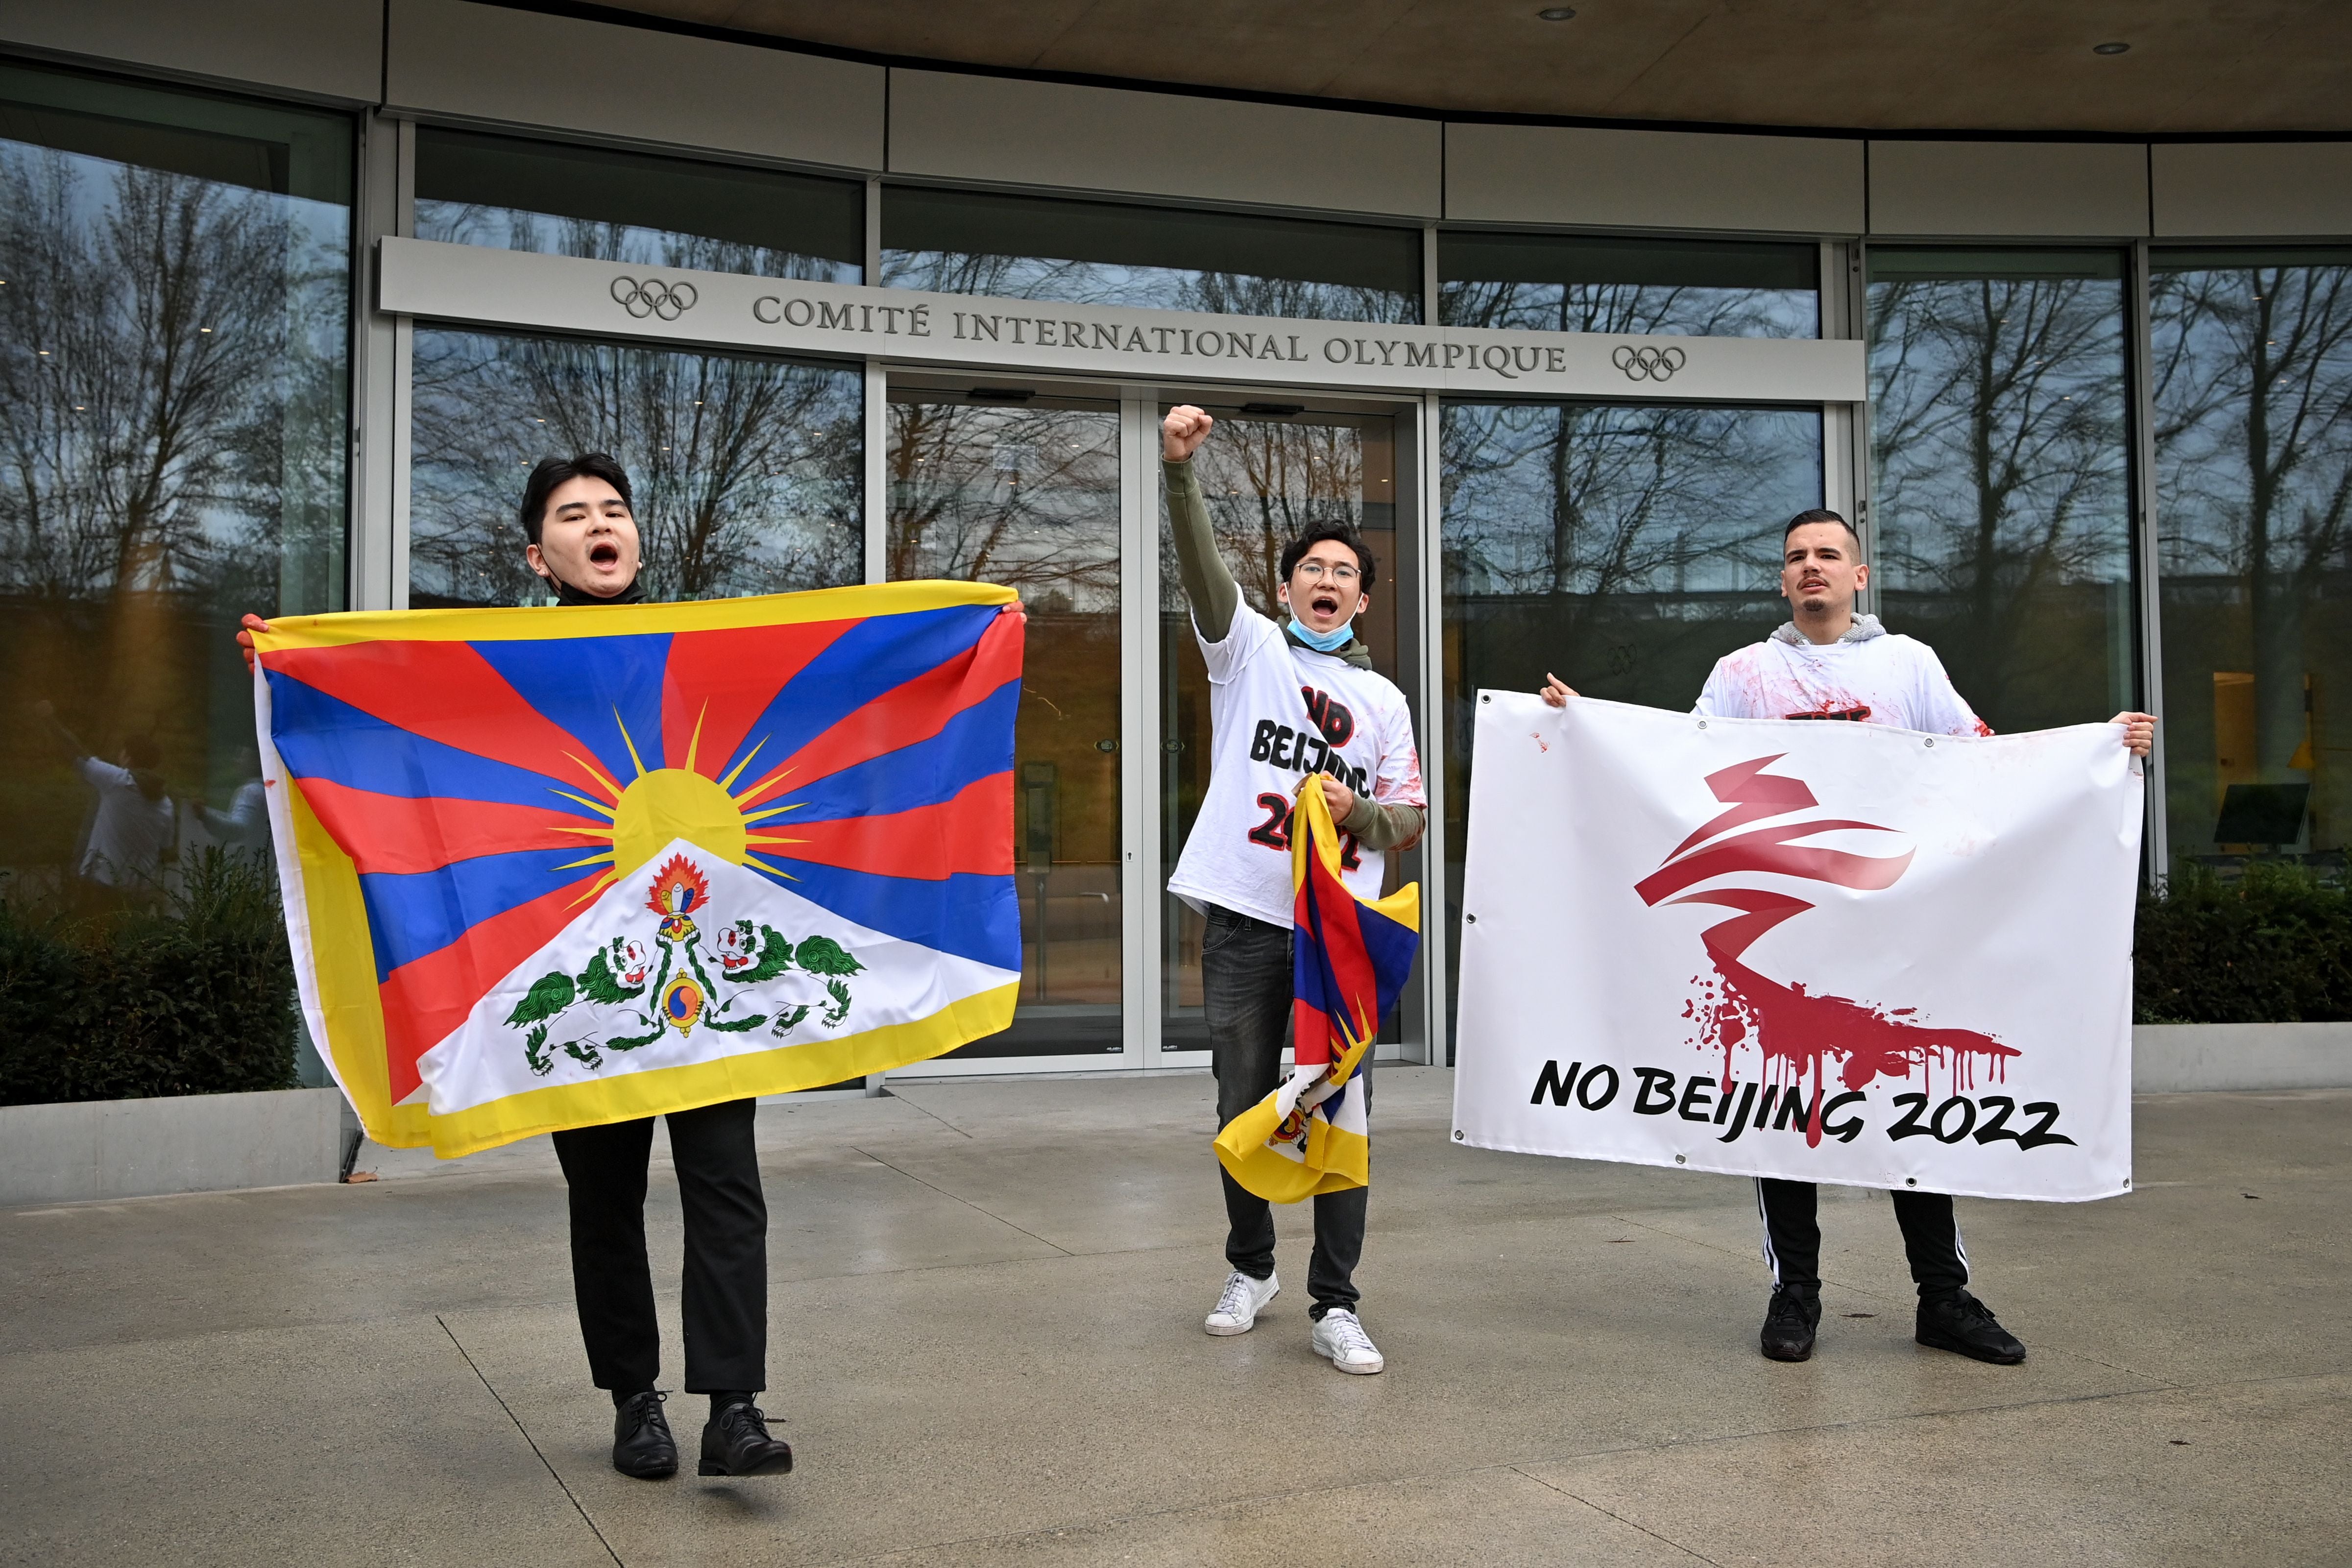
[
  {"x1": 1760, "y1": 1286, "x2": 1821, "y2": 1362},
  {"x1": 699, "y1": 1402, "x2": 794, "y2": 1477},
  {"x1": 611, "y1": 1390, "x2": 677, "y2": 1480},
  {"x1": 1916, "y1": 1291, "x2": 2026, "y2": 1364}
]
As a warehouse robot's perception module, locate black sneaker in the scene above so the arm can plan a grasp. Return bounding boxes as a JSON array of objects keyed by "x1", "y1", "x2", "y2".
[
  {"x1": 1760, "y1": 1286, "x2": 1821, "y2": 1362},
  {"x1": 699, "y1": 1402, "x2": 794, "y2": 1477},
  {"x1": 611, "y1": 1390, "x2": 677, "y2": 1480},
  {"x1": 1916, "y1": 1291, "x2": 2026, "y2": 1365}
]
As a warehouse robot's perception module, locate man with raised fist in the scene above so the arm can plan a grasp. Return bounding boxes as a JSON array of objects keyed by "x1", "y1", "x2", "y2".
[{"x1": 1162, "y1": 405, "x2": 1428, "y2": 1375}]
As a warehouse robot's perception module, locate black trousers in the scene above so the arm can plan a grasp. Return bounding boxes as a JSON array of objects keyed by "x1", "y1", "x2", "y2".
[
  {"x1": 550, "y1": 1097, "x2": 767, "y2": 1394},
  {"x1": 1202, "y1": 903, "x2": 1369, "y2": 1318},
  {"x1": 1755, "y1": 1177, "x2": 1969, "y2": 1301}
]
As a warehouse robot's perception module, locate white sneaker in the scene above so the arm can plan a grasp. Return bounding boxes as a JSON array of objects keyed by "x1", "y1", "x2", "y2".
[
  {"x1": 1310, "y1": 1308, "x2": 1385, "y2": 1374},
  {"x1": 1204, "y1": 1269, "x2": 1280, "y2": 1335}
]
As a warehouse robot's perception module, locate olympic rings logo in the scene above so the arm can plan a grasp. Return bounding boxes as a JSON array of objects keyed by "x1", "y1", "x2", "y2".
[
  {"x1": 611, "y1": 276, "x2": 699, "y2": 320},
  {"x1": 1612, "y1": 344, "x2": 1687, "y2": 382}
]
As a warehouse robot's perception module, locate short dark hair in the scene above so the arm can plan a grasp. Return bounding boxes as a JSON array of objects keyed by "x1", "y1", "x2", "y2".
[
  {"x1": 1783, "y1": 507, "x2": 1861, "y2": 550},
  {"x1": 121, "y1": 734, "x2": 161, "y2": 771},
  {"x1": 519, "y1": 453, "x2": 633, "y2": 545},
  {"x1": 1278, "y1": 522, "x2": 1377, "y2": 591}
]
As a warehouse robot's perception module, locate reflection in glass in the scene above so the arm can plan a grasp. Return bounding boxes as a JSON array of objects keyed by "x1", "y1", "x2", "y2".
[
  {"x1": 1438, "y1": 400, "x2": 1823, "y2": 1035},
  {"x1": 2151, "y1": 251, "x2": 2352, "y2": 868},
  {"x1": 1159, "y1": 411, "x2": 1401, "y2": 1050},
  {"x1": 1440, "y1": 231, "x2": 1819, "y2": 338},
  {"x1": 414, "y1": 126, "x2": 863, "y2": 283},
  {"x1": 1867, "y1": 248, "x2": 2135, "y2": 733},
  {"x1": 0, "y1": 61, "x2": 349, "y2": 912},
  {"x1": 883, "y1": 186, "x2": 1421, "y2": 323},
  {"x1": 409, "y1": 329, "x2": 862, "y2": 607},
  {"x1": 890, "y1": 393, "x2": 1122, "y2": 1055}
]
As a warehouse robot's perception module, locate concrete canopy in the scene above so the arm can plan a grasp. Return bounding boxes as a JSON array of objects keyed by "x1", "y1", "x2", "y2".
[{"x1": 584, "y1": 0, "x2": 2350, "y2": 135}]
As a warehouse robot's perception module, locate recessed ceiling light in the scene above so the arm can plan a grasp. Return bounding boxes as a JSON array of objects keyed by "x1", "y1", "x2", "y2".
[
  {"x1": 2093, "y1": 41, "x2": 2130, "y2": 55},
  {"x1": 1538, "y1": 6, "x2": 1576, "y2": 19}
]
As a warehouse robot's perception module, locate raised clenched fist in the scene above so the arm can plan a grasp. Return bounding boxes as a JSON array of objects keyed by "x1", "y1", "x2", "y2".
[{"x1": 1163, "y1": 404, "x2": 1213, "y2": 462}]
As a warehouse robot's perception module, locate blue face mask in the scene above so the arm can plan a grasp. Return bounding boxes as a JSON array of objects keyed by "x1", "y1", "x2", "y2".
[{"x1": 1286, "y1": 616, "x2": 1355, "y2": 653}]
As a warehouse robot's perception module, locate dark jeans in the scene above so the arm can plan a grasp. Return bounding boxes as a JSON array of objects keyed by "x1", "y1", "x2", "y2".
[
  {"x1": 1755, "y1": 1177, "x2": 1969, "y2": 1301},
  {"x1": 551, "y1": 1097, "x2": 768, "y2": 1394},
  {"x1": 1203, "y1": 902, "x2": 1370, "y2": 1319}
]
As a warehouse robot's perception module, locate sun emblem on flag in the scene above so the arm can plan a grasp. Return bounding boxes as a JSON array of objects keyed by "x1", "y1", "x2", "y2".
[{"x1": 551, "y1": 708, "x2": 808, "y2": 901}]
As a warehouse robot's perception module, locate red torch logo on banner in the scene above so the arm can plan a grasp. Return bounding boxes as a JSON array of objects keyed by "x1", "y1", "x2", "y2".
[{"x1": 1635, "y1": 755, "x2": 2017, "y2": 1147}]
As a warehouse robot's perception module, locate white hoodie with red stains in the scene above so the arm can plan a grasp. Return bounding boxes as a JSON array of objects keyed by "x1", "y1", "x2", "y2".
[{"x1": 1693, "y1": 614, "x2": 1992, "y2": 737}]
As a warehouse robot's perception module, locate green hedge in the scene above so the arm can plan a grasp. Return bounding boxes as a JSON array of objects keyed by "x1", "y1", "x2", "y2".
[
  {"x1": 2134, "y1": 862, "x2": 2352, "y2": 1025},
  {"x1": 0, "y1": 849, "x2": 298, "y2": 1107}
]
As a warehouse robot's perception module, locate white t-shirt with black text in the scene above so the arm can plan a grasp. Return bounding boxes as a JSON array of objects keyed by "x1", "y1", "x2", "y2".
[
  {"x1": 1694, "y1": 619, "x2": 1990, "y2": 736},
  {"x1": 1167, "y1": 605, "x2": 1426, "y2": 929}
]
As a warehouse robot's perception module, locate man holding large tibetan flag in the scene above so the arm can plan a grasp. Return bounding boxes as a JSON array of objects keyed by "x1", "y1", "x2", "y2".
[
  {"x1": 241, "y1": 453, "x2": 1021, "y2": 1485},
  {"x1": 1214, "y1": 775, "x2": 1418, "y2": 1212},
  {"x1": 1162, "y1": 406, "x2": 1427, "y2": 1378}
]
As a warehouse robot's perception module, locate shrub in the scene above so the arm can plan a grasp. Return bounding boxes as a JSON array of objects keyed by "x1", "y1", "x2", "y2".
[
  {"x1": 2134, "y1": 862, "x2": 2352, "y2": 1025},
  {"x1": 0, "y1": 849, "x2": 298, "y2": 1106}
]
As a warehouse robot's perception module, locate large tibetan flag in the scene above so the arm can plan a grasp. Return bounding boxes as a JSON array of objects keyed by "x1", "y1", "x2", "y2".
[
  {"x1": 251, "y1": 582, "x2": 1022, "y2": 1158},
  {"x1": 1214, "y1": 778, "x2": 1420, "y2": 1203}
]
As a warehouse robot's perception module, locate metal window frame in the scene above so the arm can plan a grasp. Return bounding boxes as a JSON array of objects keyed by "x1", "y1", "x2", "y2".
[{"x1": 2128, "y1": 239, "x2": 2169, "y2": 881}]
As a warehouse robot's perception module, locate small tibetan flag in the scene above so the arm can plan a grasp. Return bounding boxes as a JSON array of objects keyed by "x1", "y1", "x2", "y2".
[{"x1": 1214, "y1": 777, "x2": 1420, "y2": 1202}]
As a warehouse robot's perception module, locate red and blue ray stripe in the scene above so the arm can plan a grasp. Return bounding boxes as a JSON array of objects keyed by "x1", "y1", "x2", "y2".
[{"x1": 262, "y1": 601, "x2": 1021, "y2": 1104}]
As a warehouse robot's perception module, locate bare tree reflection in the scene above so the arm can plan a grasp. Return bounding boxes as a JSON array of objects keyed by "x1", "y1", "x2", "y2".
[
  {"x1": 1867, "y1": 266, "x2": 2132, "y2": 728},
  {"x1": 2154, "y1": 262, "x2": 2352, "y2": 791},
  {"x1": 0, "y1": 141, "x2": 345, "y2": 895},
  {"x1": 410, "y1": 330, "x2": 862, "y2": 606}
]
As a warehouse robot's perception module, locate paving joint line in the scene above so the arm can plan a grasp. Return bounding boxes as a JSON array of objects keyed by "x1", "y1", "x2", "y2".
[
  {"x1": 1511, "y1": 1465, "x2": 1726, "y2": 1566},
  {"x1": 875, "y1": 1091, "x2": 975, "y2": 1139},
  {"x1": 848, "y1": 1146, "x2": 1074, "y2": 1255},
  {"x1": 437, "y1": 1313, "x2": 624, "y2": 1568}
]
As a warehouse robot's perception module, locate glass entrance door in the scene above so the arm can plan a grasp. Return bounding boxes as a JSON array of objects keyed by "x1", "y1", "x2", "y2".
[
  {"x1": 887, "y1": 387, "x2": 1125, "y2": 1057},
  {"x1": 1155, "y1": 399, "x2": 1419, "y2": 1057}
]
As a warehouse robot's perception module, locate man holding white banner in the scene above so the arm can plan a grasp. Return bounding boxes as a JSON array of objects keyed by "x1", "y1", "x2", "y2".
[{"x1": 1485, "y1": 505, "x2": 2155, "y2": 1368}]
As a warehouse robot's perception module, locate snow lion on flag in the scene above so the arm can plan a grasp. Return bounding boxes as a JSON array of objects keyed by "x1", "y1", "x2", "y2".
[{"x1": 252, "y1": 582, "x2": 1023, "y2": 1157}]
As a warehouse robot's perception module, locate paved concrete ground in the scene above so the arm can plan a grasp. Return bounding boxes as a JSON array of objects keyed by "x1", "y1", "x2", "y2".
[{"x1": 1, "y1": 1069, "x2": 2344, "y2": 1567}]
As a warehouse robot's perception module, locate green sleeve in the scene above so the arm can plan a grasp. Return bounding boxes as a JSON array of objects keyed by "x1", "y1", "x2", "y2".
[
  {"x1": 1164, "y1": 457, "x2": 1241, "y2": 643},
  {"x1": 1340, "y1": 797, "x2": 1426, "y2": 853}
]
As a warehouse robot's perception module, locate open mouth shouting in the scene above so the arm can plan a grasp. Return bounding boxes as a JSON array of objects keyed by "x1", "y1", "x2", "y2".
[
  {"x1": 587, "y1": 538, "x2": 624, "y2": 571},
  {"x1": 1309, "y1": 589, "x2": 1342, "y2": 620}
]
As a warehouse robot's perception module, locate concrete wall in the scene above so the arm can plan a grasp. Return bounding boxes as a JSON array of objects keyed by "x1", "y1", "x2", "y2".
[
  {"x1": 1446, "y1": 123, "x2": 1864, "y2": 236},
  {"x1": 2152, "y1": 143, "x2": 2352, "y2": 238},
  {"x1": 888, "y1": 69, "x2": 1442, "y2": 219},
  {"x1": 0, "y1": 0, "x2": 382, "y2": 103},
  {"x1": 0, "y1": 1089, "x2": 344, "y2": 1207},
  {"x1": 1868, "y1": 140, "x2": 2150, "y2": 237},
  {"x1": 2132, "y1": 1023, "x2": 2352, "y2": 1094},
  {"x1": 385, "y1": 0, "x2": 885, "y2": 170}
]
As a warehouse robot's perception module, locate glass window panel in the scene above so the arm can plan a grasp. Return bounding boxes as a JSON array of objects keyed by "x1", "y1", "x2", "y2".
[
  {"x1": 410, "y1": 328, "x2": 862, "y2": 606},
  {"x1": 1440, "y1": 231, "x2": 1819, "y2": 338},
  {"x1": 2151, "y1": 249, "x2": 2352, "y2": 870},
  {"x1": 1158, "y1": 408, "x2": 1402, "y2": 1051},
  {"x1": 888, "y1": 392, "x2": 1123, "y2": 1055},
  {"x1": 1867, "y1": 247, "x2": 2135, "y2": 734},
  {"x1": 1438, "y1": 400, "x2": 1824, "y2": 1037},
  {"x1": 882, "y1": 185, "x2": 1421, "y2": 322},
  {"x1": 414, "y1": 126, "x2": 863, "y2": 283},
  {"x1": 0, "y1": 61, "x2": 350, "y2": 917}
]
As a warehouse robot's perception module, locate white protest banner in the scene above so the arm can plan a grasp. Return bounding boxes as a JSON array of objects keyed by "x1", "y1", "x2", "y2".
[{"x1": 1452, "y1": 692, "x2": 2142, "y2": 1203}]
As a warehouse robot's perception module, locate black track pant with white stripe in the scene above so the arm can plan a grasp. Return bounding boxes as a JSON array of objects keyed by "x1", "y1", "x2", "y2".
[{"x1": 1754, "y1": 1178, "x2": 1969, "y2": 1300}]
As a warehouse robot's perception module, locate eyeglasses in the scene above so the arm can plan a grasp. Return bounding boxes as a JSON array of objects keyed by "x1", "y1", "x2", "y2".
[{"x1": 1293, "y1": 561, "x2": 1359, "y2": 584}]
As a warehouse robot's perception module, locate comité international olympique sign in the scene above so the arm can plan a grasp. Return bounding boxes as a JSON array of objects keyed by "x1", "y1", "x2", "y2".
[{"x1": 379, "y1": 237, "x2": 1865, "y2": 405}]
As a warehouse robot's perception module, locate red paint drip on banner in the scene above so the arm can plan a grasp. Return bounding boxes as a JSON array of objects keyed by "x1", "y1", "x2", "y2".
[{"x1": 1648, "y1": 756, "x2": 2018, "y2": 1148}]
